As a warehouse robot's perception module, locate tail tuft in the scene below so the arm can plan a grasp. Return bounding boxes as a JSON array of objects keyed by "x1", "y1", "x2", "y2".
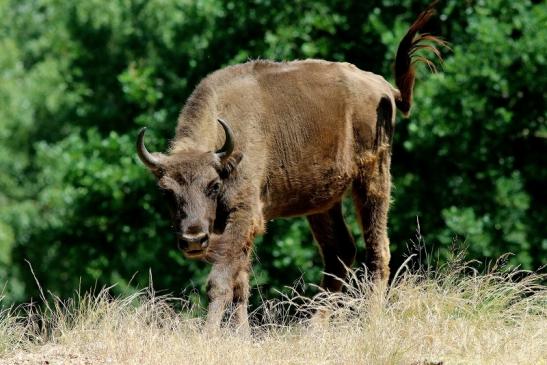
[{"x1": 394, "y1": 1, "x2": 449, "y2": 116}]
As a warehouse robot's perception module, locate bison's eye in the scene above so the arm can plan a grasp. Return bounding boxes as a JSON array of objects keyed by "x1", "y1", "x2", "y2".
[{"x1": 206, "y1": 181, "x2": 221, "y2": 198}]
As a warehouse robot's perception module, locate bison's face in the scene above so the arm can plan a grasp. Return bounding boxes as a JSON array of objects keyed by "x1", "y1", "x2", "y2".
[
  {"x1": 157, "y1": 154, "x2": 227, "y2": 258},
  {"x1": 136, "y1": 119, "x2": 241, "y2": 259}
]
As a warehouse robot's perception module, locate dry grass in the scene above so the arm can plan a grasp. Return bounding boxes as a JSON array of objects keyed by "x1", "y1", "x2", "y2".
[{"x1": 0, "y1": 257, "x2": 545, "y2": 365}]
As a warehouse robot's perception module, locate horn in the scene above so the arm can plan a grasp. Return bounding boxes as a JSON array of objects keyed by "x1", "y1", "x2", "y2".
[
  {"x1": 215, "y1": 119, "x2": 234, "y2": 159},
  {"x1": 136, "y1": 127, "x2": 160, "y2": 170}
]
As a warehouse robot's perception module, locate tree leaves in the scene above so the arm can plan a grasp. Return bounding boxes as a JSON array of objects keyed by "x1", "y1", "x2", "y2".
[{"x1": 0, "y1": 0, "x2": 544, "y2": 304}]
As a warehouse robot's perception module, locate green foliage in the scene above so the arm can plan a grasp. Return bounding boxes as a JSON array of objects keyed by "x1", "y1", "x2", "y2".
[
  {"x1": 0, "y1": 0, "x2": 545, "y2": 305},
  {"x1": 389, "y1": 0, "x2": 546, "y2": 270}
]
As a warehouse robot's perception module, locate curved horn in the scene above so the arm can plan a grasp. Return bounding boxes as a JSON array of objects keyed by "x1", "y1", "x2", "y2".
[
  {"x1": 136, "y1": 127, "x2": 160, "y2": 170},
  {"x1": 215, "y1": 119, "x2": 234, "y2": 159}
]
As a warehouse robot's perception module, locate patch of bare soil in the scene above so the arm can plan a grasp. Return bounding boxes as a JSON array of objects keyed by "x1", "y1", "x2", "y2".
[{"x1": 1, "y1": 346, "x2": 103, "y2": 365}]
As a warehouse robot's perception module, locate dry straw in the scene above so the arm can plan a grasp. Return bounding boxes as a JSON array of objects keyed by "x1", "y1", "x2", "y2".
[{"x1": 0, "y1": 254, "x2": 545, "y2": 365}]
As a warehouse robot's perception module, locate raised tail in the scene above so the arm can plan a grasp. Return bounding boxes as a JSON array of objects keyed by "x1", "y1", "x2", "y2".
[{"x1": 394, "y1": 2, "x2": 448, "y2": 116}]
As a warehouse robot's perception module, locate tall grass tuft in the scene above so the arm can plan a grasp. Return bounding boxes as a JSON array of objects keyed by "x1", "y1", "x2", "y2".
[{"x1": 0, "y1": 255, "x2": 545, "y2": 364}]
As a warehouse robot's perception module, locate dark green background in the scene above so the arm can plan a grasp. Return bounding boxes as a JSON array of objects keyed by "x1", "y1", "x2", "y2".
[{"x1": 0, "y1": 0, "x2": 545, "y2": 305}]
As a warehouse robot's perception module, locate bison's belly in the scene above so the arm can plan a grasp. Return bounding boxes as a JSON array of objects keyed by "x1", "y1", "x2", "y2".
[{"x1": 261, "y1": 167, "x2": 353, "y2": 219}]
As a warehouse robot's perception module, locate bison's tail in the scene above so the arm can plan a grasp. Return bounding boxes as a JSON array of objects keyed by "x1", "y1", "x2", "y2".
[{"x1": 394, "y1": 2, "x2": 448, "y2": 117}]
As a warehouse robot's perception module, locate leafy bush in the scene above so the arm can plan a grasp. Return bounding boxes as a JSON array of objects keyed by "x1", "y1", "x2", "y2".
[{"x1": 0, "y1": 0, "x2": 545, "y2": 304}]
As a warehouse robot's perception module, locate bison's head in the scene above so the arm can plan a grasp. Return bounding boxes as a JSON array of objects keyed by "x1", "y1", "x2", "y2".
[{"x1": 136, "y1": 119, "x2": 241, "y2": 259}]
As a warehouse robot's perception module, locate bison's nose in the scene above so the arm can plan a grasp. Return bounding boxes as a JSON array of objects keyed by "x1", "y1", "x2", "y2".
[{"x1": 180, "y1": 232, "x2": 209, "y2": 250}]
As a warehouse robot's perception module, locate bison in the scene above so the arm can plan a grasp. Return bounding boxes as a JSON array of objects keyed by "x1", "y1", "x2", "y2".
[{"x1": 136, "y1": 5, "x2": 444, "y2": 332}]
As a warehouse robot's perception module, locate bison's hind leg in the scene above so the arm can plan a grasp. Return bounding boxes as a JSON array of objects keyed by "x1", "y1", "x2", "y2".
[
  {"x1": 352, "y1": 168, "x2": 391, "y2": 284},
  {"x1": 351, "y1": 97, "x2": 394, "y2": 284},
  {"x1": 307, "y1": 201, "x2": 356, "y2": 292}
]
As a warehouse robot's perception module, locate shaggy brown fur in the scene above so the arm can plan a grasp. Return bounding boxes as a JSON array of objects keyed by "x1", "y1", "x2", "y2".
[{"x1": 136, "y1": 5, "x2": 444, "y2": 333}]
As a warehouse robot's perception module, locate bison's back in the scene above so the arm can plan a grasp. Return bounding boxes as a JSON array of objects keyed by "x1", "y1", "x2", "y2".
[{"x1": 176, "y1": 59, "x2": 396, "y2": 218}]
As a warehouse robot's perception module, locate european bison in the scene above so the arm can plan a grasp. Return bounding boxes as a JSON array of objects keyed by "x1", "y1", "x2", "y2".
[{"x1": 137, "y1": 5, "x2": 444, "y2": 332}]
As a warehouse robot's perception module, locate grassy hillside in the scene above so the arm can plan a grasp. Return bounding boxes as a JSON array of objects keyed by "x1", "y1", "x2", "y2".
[{"x1": 1, "y1": 258, "x2": 545, "y2": 365}]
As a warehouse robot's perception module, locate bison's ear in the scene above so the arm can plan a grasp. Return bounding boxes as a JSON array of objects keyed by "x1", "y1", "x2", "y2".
[{"x1": 218, "y1": 151, "x2": 243, "y2": 179}]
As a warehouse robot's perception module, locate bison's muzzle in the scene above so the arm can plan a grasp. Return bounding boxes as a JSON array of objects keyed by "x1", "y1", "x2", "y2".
[{"x1": 178, "y1": 232, "x2": 209, "y2": 259}]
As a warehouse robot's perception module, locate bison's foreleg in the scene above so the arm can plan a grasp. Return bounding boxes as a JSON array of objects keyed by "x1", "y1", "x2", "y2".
[
  {"x1": 205, "y1": 263, "x2": 234, "y2": 333},
  {"x1": 231, "y1": 268, "x2": 250, "y2": 335},
  {"x1": 204, "y1": 205, "x2": 261, "y2": 334},
  {"x1": 205, "y1": 243, "x2": 253, "y2": 334}
]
